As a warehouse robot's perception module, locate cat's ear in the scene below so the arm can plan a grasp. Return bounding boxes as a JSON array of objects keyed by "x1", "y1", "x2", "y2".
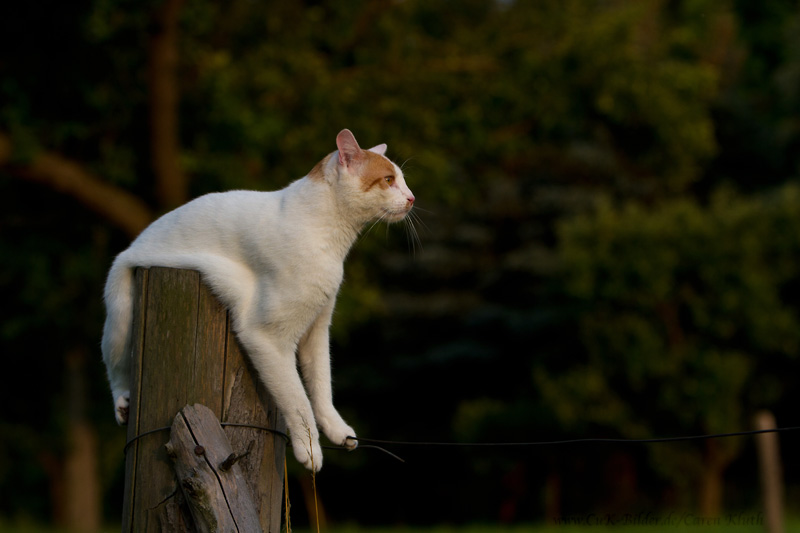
[
  {"x1": 367, "y1": 143, "x2": 387, "y2": 156},
  {"x1": 336, "y1": 129, "x2": 363, "y2": 168}
]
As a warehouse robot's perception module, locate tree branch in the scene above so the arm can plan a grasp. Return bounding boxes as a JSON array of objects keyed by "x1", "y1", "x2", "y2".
[{"x1": 0, "y1": 133, "x2": 155, "y2": 239}]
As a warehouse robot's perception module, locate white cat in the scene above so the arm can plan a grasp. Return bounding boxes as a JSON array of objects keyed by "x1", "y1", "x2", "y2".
[{"x1": 101, "y1": 129, "x2": 415, "y2": 471}]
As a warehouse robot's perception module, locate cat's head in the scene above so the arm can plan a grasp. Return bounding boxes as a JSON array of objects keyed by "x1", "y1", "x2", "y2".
[{"x1": 312, "y1": 129, "x2": 415, "y2": 225}]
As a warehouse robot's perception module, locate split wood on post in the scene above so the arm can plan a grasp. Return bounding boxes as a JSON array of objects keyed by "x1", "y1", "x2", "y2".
[
  {"x1": 165, "y1": 404, "x2": 261, "y2": 532},
  {"x1": 122, "y1": 267, "x2": 287, "y2": 532}
]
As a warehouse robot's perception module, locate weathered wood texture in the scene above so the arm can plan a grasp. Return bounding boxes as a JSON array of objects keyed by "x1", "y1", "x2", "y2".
[
  {"x1": 165, "y1": 404, "x2": 261, "y2": 532},
  {"x1": 122, "y1": 267, "x2": 286, "y2": 532}
]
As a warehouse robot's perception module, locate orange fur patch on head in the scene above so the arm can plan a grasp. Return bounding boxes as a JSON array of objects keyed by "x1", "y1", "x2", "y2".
[
  {"x1": 359, "y1": 151, "x2": 397, "y2": 192},
  {"x1": 308, "y1": 153, "x2": 333, "y2": 181}
]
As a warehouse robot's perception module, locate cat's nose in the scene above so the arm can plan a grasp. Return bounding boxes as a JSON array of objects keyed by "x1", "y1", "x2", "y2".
[{"x1": 407, "y1": 195, "x2": 415, "y2": 206}]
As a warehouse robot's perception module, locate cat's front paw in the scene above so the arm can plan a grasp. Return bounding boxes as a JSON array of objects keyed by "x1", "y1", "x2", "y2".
[
  {"x1": 321, "y1": 419, "x2": 358, "y2": 450},
  {"x1": 114, "y1": 392, "x2": 130, "y2": 425},
  {"x1": 292, "y1": 436, "x2": 324, "y2": 472}
]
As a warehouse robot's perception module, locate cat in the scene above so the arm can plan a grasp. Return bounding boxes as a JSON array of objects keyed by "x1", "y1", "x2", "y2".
[{"x1": 101, "y1": 129, "x2": 415, "y2": 471}]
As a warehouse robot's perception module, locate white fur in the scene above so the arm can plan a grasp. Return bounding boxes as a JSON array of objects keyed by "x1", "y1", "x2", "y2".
[{"x1": 101, "y1": 130, "x2": 414, "y2": 471}]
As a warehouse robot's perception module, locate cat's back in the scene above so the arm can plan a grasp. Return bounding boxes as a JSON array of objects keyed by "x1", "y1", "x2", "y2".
[
  {"x1": 126, "y1": 189, "x2": 280, "y2": 256},
  {"x1": 171, "y1": 189, "x2": 276, "y2": 221}
]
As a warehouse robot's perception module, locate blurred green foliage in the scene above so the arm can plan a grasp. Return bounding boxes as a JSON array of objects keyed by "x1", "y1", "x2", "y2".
[
  {"x1": 553, "y1": 185, "x2": 800, "y2": 493},
  {"x1": 2, "y1": 0, "x2": 800, "y2": 527}
]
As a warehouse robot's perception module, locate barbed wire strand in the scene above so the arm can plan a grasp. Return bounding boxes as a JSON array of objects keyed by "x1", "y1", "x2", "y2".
[
  {"x1": 349, "y1": 426, "x2": 800, "y2": 448},
  {"x1": 124, "y1": 424, "x2": 800, "y2": 464}
]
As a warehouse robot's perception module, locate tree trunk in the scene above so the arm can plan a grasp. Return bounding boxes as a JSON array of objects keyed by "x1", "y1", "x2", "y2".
[
  {"x1": 63, "y1": 347, "x2": 101, "y2": 532},
  {"x1": 149, "y1": 0, "x2": 188, "y2": 209},
  {"x1": 544, "y1": 468, "x2": 561, "y2": 524},
  {"x1": 698, "y1": 464, "x2": 722, "y2": 517},
  {"x1": 698, "y1": 438, "x2": 734, "y2": 517}
]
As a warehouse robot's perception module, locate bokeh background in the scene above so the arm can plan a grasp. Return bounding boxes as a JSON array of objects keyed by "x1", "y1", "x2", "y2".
[{"x1": 2, "y1": 0, "x2": 800, "y2": 530}]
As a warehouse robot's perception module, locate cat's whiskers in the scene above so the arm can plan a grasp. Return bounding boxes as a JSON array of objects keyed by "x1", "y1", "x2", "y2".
[
  {"x1": 358, "y1": 209, "x2": 392, "y2": 244},
  {"x1": 406, "y1": 207, "x2": 431, "y2": 234},
  {"x1": 403, "y1": 209, "x2": 423, "y2": 256},
  {"x1": 358, "y1": 206, "x2": 423, "y2": 256},
  {"x1": 399, "y1": 157, "x2": 415, "y2": 174}
]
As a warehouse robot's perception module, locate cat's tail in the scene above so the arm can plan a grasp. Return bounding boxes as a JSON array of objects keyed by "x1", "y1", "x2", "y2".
[{"x1": 101, "y1": 256, "x2": 135, "y2": 424}]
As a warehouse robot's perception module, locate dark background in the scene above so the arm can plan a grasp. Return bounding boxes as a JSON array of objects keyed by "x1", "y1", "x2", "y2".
[{"x1": 2, "y1": 0, "x2": 800, "y2": 529}]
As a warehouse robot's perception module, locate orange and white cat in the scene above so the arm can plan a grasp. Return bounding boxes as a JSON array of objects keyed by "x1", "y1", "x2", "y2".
[{"x1": 101, "y1": 129, "x2": 415, "y2": 471}]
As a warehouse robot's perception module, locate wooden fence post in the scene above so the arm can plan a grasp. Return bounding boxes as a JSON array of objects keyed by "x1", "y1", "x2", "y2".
[
  {"x1": 121, "y1": 267, "x2": 287, "y2": 532},
  {"x1": 754, "y1": 410, "x2": 784, "y2": 533}
]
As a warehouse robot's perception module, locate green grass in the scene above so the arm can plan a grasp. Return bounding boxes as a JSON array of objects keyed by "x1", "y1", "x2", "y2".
[
  {"x1": 290, "y1": 515, "x2": 800, "y2": 533},
  {"x1": 4, "y1": 517, "x2": 800, "y2": 533},
  {"x1": 0, "y1": 524, "x2": 118, "y2": 533}
]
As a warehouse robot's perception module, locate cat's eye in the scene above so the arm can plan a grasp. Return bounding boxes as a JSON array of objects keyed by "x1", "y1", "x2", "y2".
[{"x1": 385, "y1": 175, "x2": 394, "y2": 185}]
